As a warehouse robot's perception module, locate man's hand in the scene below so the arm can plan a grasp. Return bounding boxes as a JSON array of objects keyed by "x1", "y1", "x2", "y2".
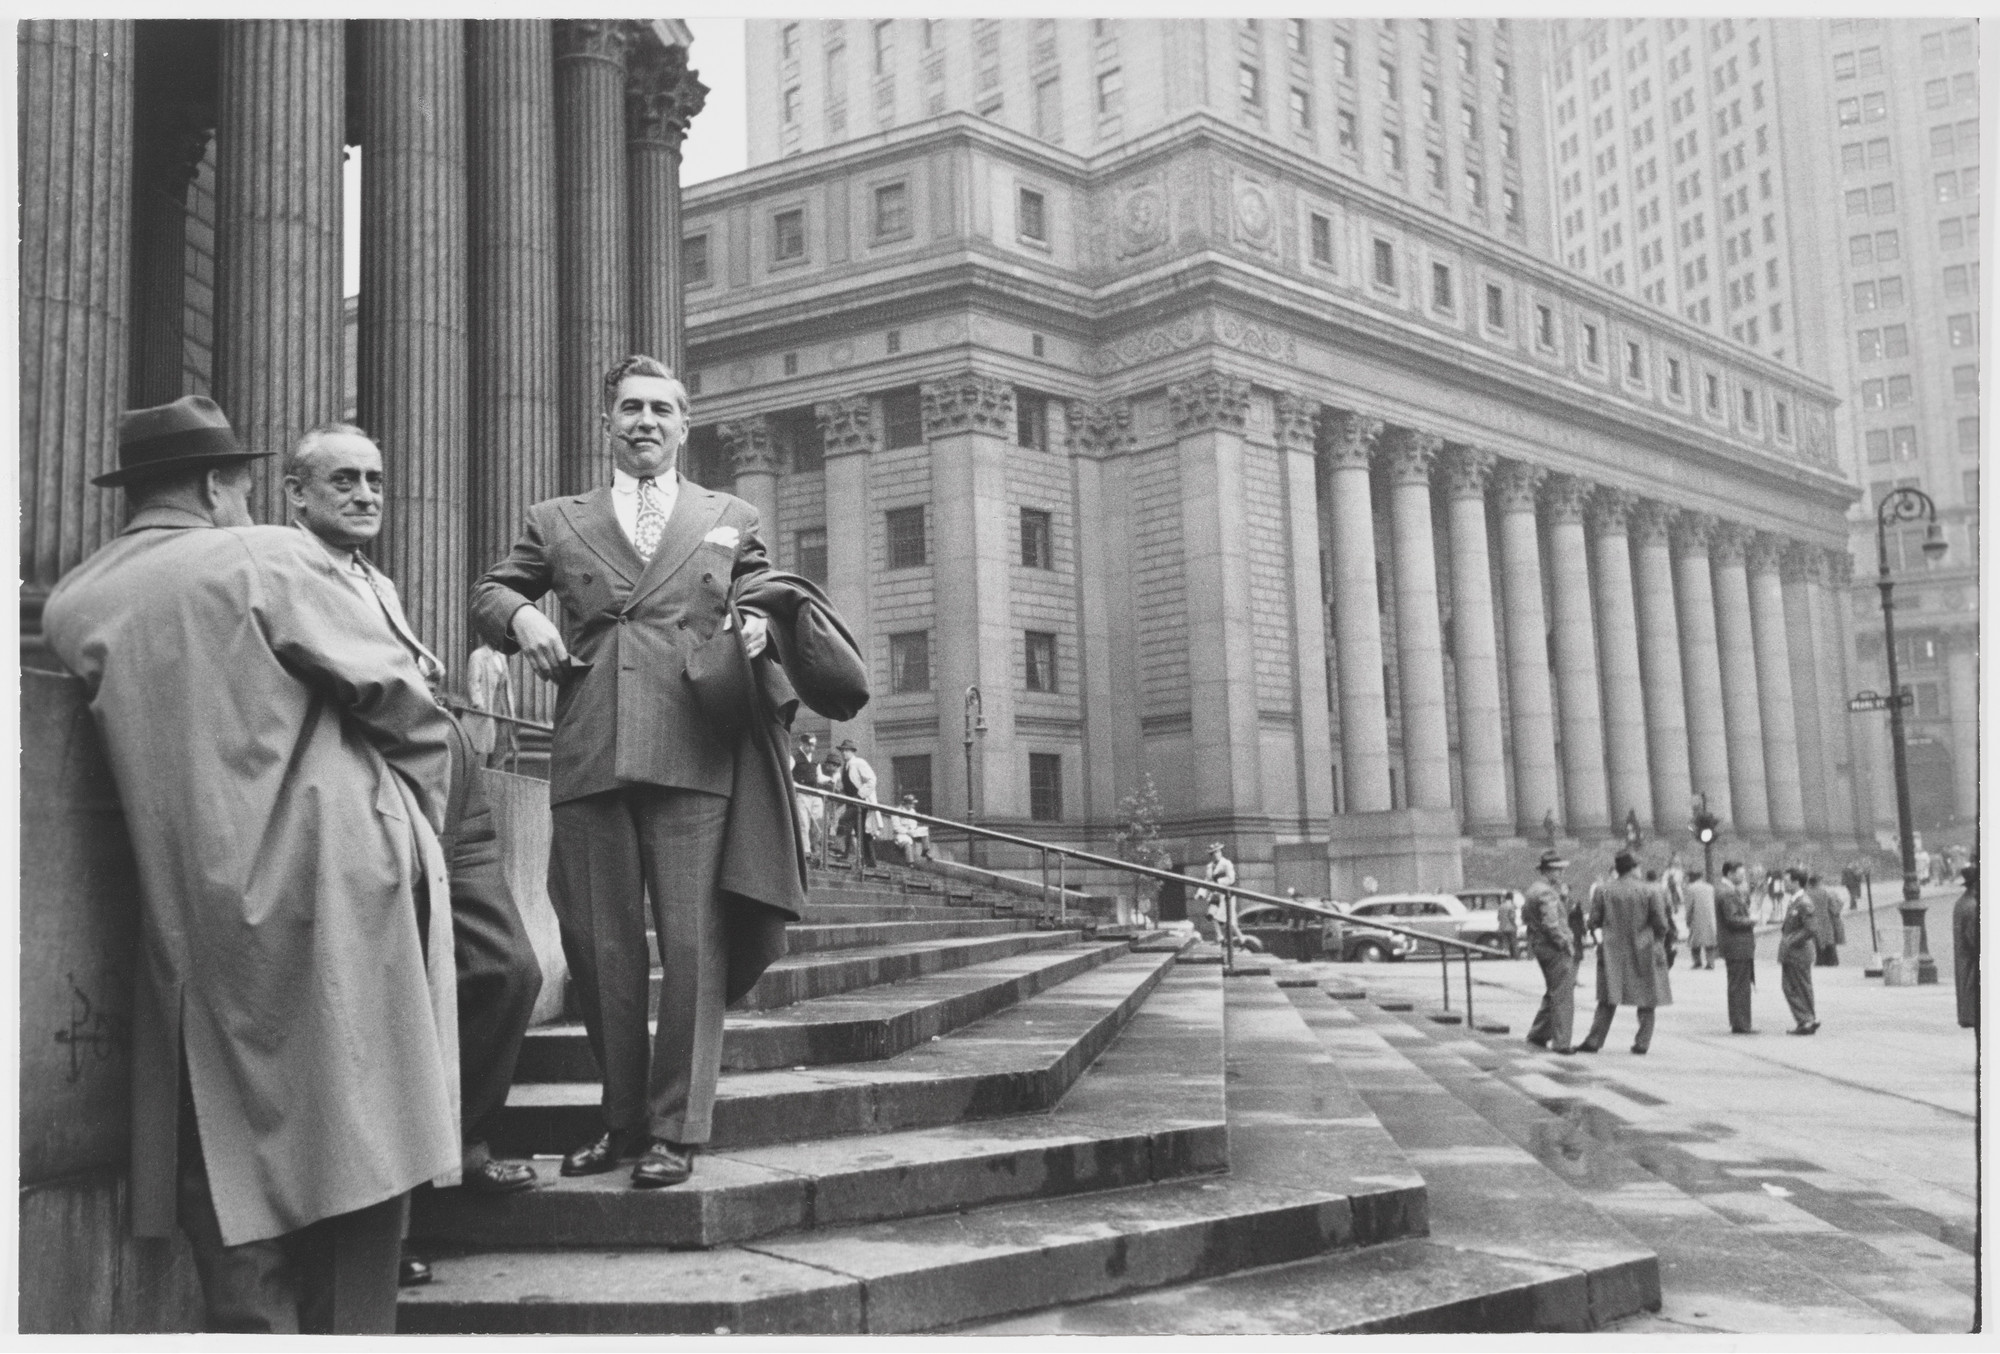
[
  {"x1": 511, "y1": 605, "x2": 569, "y2": 681},
  {"x1": 736, "y1": 609, "x2": 770, "y2": 658}
]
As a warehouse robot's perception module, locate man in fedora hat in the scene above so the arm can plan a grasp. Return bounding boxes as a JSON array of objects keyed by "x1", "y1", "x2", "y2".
[
  {"x1": 834, "y1": 737, "x2": 882, "y2": 868},
  {"x1": 1577, "y1": 850, "x2": 1674, "y2": 1054},
  {"x1": 1524, "y1": 849, "x2": 1578, "y2": 1054},
  {"x1": 41, "y1": 396, "x2": 460, "y2": 1332}
]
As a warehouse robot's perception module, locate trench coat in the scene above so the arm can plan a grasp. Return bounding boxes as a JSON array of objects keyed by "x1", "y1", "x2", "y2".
[
  {"x1": 1955, "y1": 887, "x2": 1979, "y2": 1029},
  {"x1": 1589, "y1": 875, "x2": 1674, "y2": 1008},
  {"x1": 1685, "y1": 879, "x2": 1719, "y2": 950},
  {"x1": 1809, "y1": 885, "x2": 1847, "y2": 948},
  {"x1": 43, "y1": 510, "x2": 460, "y2": 1246}
]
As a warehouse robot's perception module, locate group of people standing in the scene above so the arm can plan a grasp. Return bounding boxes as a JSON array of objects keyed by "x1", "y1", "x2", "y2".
[{"x1": 787, "y1": 733, "x2": 933, "y2": 867}]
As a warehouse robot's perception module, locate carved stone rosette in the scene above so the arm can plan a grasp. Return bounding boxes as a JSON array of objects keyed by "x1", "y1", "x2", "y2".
[
  {"x1": 1273, "y1": 392, "x2": 1318, "y2": 455},
  {"x1": 1439, "y1": 444, "x2": 1495, "y2": 501},
  {"x1": 1318, "y1": 410, "x2": 1382, "y2": 472},
  {"x1": 921, "y1": 372, "x2": 1014, "y2": 438},
  {"x1": 1708, "y1": 520, "x2": 1750, "y2": 566},
  {"x1": 719, "y1": 415, "x2": 778, "y2": 476},
  {"x1": 1587, "y1": 486, "x2": 1638, "y2": 536},
  {"x1": 1377, "y1": 428, "x2": 1441, "y2": 486},
  {"x1": 1168, "y1": 371, "x2": 1250, "y2": 435},
  {"x1": 815, "y1": 395, "x2": 875, "y2": 456},
  {"x1": 1628, "y1": 499, "x2": 1676, "y2": 547},
  {"x1": 1541, "y1": 473, "x2": 1595, "y2": 525},
  {"x1": 1067, "y1": 398, "x2": 1133, "y2": 456},
  {"x1": 1490, "y1": 459, "x2": 1545, "y2": 513}
]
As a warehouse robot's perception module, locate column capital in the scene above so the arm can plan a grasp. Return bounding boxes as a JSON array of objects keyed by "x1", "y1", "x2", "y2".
[
  {"x1": 1168, "y1": 370, "x2": 1250, "y2": 434},
  {"x1": 921, "y1": 371, "x2": 1015, "y2": 438},
  {"x1": 1439, "y1": 443, "x2": 1495, "y2": 500},
  {"x1": 1779, "y1": 539, "x2": 1826, "y2": 585},
  {"x1": 1376, "y1": 427, "x2": 1441, "y2": 485},
  {"x1": 1745, "y1": 531, "x2": 1785, "y2": 575},
  {"x1": 1272, "y1": 391, "x2": 1319, "y2": 454},
  {"x1": 555, "y1": 19, "x2": 631, "y2": 66},
  {"x1": 1317, "y1": 409, "x2": 1382, "y2": 470},
  {"x1": 1067, "y1": 398, "x2": 1133, "y2": 455},
  {"x1": 815, "y1": 395, "x2": 875, "y2": 456},
  {"x1": 1825, "y1": 548, "x2": 1856, "y2": 587},
  {"x1": 1541, "y1": 472, "x2": 1595, "y2": 525},
  {"x1": 1670, "y1": 509, "x2": 1715, "y2": 557},
  {"x1": 1587, "y1": 486, "x2": 1638, "y2": 535},
  {"x1": 719, "y1": 415, "x2": 778, "y2": 476},
  {"x1": 1491, "y1": 458, "x2": 1546, "y2": 512},
  {"x1": 626, "y1": 40, "x2": 707, "y2": 149},
  {"x1": 1629, "y1": 499, "x2": 1677, "y2": 546},
  {"x1": 1709, "y1": 520, "x2": 1751, "y2": 566}
]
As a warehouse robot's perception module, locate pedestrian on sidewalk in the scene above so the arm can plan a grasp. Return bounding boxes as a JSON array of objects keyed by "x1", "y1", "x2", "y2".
[
  {"x1": 1808, "y1": 872, "x2": 1846, "y2": 967},
  {"x1": 1779, "y1": 868, "x2": 1821, "y2": 1035},
  {"x1": 1954, "y1": 854, "x2": 1979, "y2": 1032},
  {"x1": 1685, "y1": 869, "x2": 1718, "y2": 969},
  {"x1": 835, "y1": 739, "x2": 882, "y2": 869},
  {"x1": 1577, "y1": 851, "x2": 1673, "y2": 1055},
  {"x1": 1841, "y1": 862, "x2": 1865, "y2": 913},
  {"x1": 1715, "y1": 861, "x2": 1758, "y2": 1032},
  {"x1": 1524, "y1": 851, "x2": 1578, "y2": 1054}
]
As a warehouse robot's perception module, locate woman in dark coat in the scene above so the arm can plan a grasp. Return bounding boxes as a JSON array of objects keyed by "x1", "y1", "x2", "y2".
[{"x1": 1954, "y1": 857, "x2": 1979, "y2": 1031}]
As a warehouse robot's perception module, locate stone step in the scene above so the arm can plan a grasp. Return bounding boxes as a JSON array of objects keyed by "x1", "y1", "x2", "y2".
[
  {"x1": 793, "y1": 900, "x2": 997, "y2": 925},
  {"x1": 411, "y1": 961, "x2": 1226, "y2": 1251},
  {"x1": 401, "y1": 970, "x2": 1430, "y2": 1334},
  {"x1": 778, "y1": 917, "x2": 1032, "y2": 955},
  {"x1": 520, "y1": 940, "x2": 1133, "y2": 1079},
  {"x1": 496, "y1": 947, "x2": 1180, "y2": 1158},
  {"x1": 1356, "y1": 996, "x2": 1971, "y2": 1333}
]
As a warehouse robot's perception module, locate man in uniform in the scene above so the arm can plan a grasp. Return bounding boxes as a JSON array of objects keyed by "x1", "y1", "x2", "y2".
[{"x1": 1523, "y1": 851, "x2": 1578, "y2": 1054}]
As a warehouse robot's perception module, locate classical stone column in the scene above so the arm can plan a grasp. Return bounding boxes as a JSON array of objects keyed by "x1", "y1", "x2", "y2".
[
  {"x1": 1944, "y1": 631, "x2": 1979, "y2": 824},
  {"x1": 213, "y1": 19, "x2": 346, "y2": 528},
  {"x1": 924, "y1": 374, "x2": 1019, "y2": 818},
  {"x1": 719, "y1": 415, "x2": 779, "y2": 531},
  {"x1": 626, "y1": 40, "x2": 706, "y2": 371},
  {"x1": 1820, "y1": 550, "x2": 1864, "y2": 840},
  {"x1": 1746, "y1": 534, "x2": 1806, "y2": 836},
  {"x1": 817, "y1": 395, "x2": 876, "y2": 754},
  {"x1": 1544, "y1": 474, "x2": 1610, "y2": 836},
  {"x1": 1630, "y1": 501, "x2": 1693, "y2": 833},
  {"x1": 1710, "y1": 523, "x2": 1771, "y2": 835},
  {"x1": 468, "y1": 19, "x2": 562, "y2": 722},
  {"x1": 555, "y1": 20, "x2": 631, "y2": 495},
  {"x1": 357, "y1": 20, "x2": 470, "y2": 678},
  {"x1": 127, "y1": 96, "x2": 212, "y2": 407},
  {"x1": 1378, "y1": 428, "x2": 1452, "y2": 813},
  {"x1": 1070, "y1": 401, "x2": 1135, "y2": 828},
  {"x1": 1588, "y1": 488, "x2": 1653, "y2": 833},
  {"x1": 1493, "y1": 461, "x2": 1560, "y2": 835},
  {"x1": 1779, "y1": 544, "x2": 1832, "y2": 835},
  {"x1": 20, "y1": 20, "x2": 136, "y2": 603},
  {"x1": 1441, "y1": 446, "x2": 1508, "y2": 836},
  {"x1": 1319, "y1": 411, "x2": 1392, "y2": 813},
  {"x1": 1672, "y1": 512, "x2": 1734, "y2": 829},
  {"x1": 1277, "y1": 395, "x2": 1337, "y2": 834}
]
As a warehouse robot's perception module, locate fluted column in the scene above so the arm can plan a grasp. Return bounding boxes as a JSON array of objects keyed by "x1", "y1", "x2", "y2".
[
  {"x1": 1779, "y1": 544, "x2": 1832, "y2": 835},
  {"x1": 1442, "y1": 446, "x2": 1508, "y2": 835},
  {"x1": 627, "y1": 40, "x2": 706, "y2": 372},
  {"x1": 468, "y1": 19, "x2": 561, "y2": 721},
  {"x1": 1630, "y1": 501, "x2": 1693, "y2": 832},
  {"x1": 720, "y1": 415, "x2": 779, "y2": 529},
  {"x1": 1494, "y1": 461, "x2": 1560, "y2": 834},
  {"x1": 1319, "y1": 411, "x2": 1392, "y2": 813},
  {"x1": 1071, "y1": 401, "x2": 1137, "y2": 826},
  {"x1": 1588, "y1": 488, "x2": 1653, "y2": 832},
  {"x1": 1544, "y1": 474, "x2": 1610, "y2": 835},
  {"x1": 20, "y1": 20, "x2": 135, "y2": 605},
  {"x1": 127, "y1": 91, "x2": 211, "y2": 406},
  {"x1": 1672, "y1": 512, "x2": 1733, "y2": 828},
  {"x1": 1821, "y1": 551, "x2": 1864, "y2": 840},
  {"x1": 555, "y1": 20, "x2": 631, "y2": 495},
  {"x1": 1746, "y1": 534, "x2": 1805, "y2": 836},
  {"x1": 1710, "y1": 523, "x2": 1771, "y2": 834},
  {"x1": 1378, "y1": 428, "x2": 1452, "y2": 812},
  {"x1": 1276, "y1": 395, "x2": 1337, "y2": 831},
  {"x1": 213, "y1": 20, "x2": 346, "y2": 528},
  {"x1": 1944, "y1": 632, "x2": 1979, "y2": 824},
  {"x1": 817, "y1": 396, "x2": 876, "y2": 752}
]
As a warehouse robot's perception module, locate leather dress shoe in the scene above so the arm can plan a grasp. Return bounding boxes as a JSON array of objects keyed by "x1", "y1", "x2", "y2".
[
  {"x1": 463, "y1": 1157, "x2": 538, "y2": 1194},
  {"x1": 1552, "y1": 1046, "x2": 1577, "y2": 1055},
  {"x1": 560, "y1": 1129, "x2": 649, "y2": 1177},
  {"x1": 631, "y1": 1139, "x2": 695, "y2": 1189},
  {"x1": 1630, "y1": 1046, "x2": 1649, "y2": 1055},
  {"x1": 399, "y1": 1254, "x2": 433, "y2": 1288}
]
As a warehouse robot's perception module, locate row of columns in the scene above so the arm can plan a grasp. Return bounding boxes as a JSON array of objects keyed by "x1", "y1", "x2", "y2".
[{"x1": 1314, "y1": 408, "x2": 1859, "y2": 842}]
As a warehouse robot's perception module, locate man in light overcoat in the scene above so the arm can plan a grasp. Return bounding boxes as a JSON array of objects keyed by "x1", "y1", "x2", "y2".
[{"x1": 1578, "y1": 850, "x2": 1674, "y2": 1054}]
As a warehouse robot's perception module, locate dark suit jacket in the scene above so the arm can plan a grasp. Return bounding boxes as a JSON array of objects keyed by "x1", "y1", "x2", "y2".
[
  {"x1": 471, "y1": 481, "x2": 771, "y2": 807},
  {"x1": 1715, "y1": 879, "x2": 1758, "y2": 963}
]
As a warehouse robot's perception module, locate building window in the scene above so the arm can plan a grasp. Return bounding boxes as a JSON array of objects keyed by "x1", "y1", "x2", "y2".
[
  {"x1": 1018, "y1": 188, "x2": 1047, "y2": 243},
  {"x1": 1461, "y1": 103, "x2": 1479, "y2": 140},
  {"x1": 1865, "y1": 429, "x2": 1891, "y2": 462},
  {"x1": 873, "y1": 182, "x2": 909, "y2": 239},
  {"x1": 683, "y1": 233, "x2": 710, "y2": 284},
  {"x1": 889, "y1": 631, "x2": 931, "y2": 693},
  {"x1": 1024, "y1": 631, "x2": 1058, "y2": 692},
  {"x1": 882, "y1": 388, "x2": 923, "y2": 448},
  {"x1": 872, "y1": 19, "x2": 894, "y2": 74},
  {"x1": 1422, "y1": 83, "x2": 1440, "y2": 121},
  {"x1": 1948, "y1": 313, "x2": 1977, "y2": 347},
  {"x1": 1861, "y1": 378, "x2": 1885, "y2": 409},
  {"x1": 1426, "y1": 151, "x2": 1446, "y2": 193},
  {"x1": 1034, "y1": 79, "x2": 1062, "y2": 142},
  {"x1": 1484, "y1": 282, "x2": 1505, "y2": 329},
  {"x1": 890, "y1": 755, "x2": 933, "y2": 815},
  {"x1": 1774, "y1": 400, "x2": 1790, "y2": 437},
  {"x1": 1704, "y1": 372, "x2": 1721, "y2": 412},
  {"x1": 1893, "y1": 426, "x2": 1918, "y2": 460},
  {"x1": 1888, "y1": 375, "x2": 1913, "y2": 405},
  {"x1": 1333, "y1": 36, "x2": 1353, "y2": 78},
  {"x1": 1466, "y1": 169, "x2": 1485, "y2": 208},
  {"x1": 1382, "y1": 130, "x2": 1403, "y2": 172},
  {"x1": 1020, "y1": 508, "x2": 1053, "y2": 569},
  {"x1": 1286, "y1": 18, "x2": 1308, "y2": 55},
  {"x1": 1336, "y1": 108, "x2": 1358, "y2": 151},
  {"x1": 1016, "y1": 390, "x2": 1048, "y2": 449},
  {"x1": 1310, "y1": 212, "x2": 1334, "y2": 264},
  {"x1": 1882, "y1": 324, "x2": 1909, "y2": 358},
  {"x1": 781, "y1": 23, "x2": 799, "y2": 61},
  {"x1": 1457, "y1": 34, "x2": 1474, "y2": 76},
  {"x1": 772, "y1": 208, "x2": 805, "y2": 262},
  {"x1": 792, "y1": 526, "x2": 828, "y2": 585},
  {"x1": 1625, "y1": 340, "x2": 1643, "y2": 380},
  {"x1": 1503, "y1": 187, "x2": 1522, "y2": 226},
  {"x1": 886, "y1": 328, "x2": 901, "y2": 355},
  {"x1": 1857, "y1": 329, "x2": 1882, "y2": 361},
  {"x1": 886, "y1": 506, "x2": 927, "y2": 570},
  {"x1": 1583, "y1": 322, "x2": 1601, "y2": 365},
  {"x1": 1289, "y1": 87, "x2": 1311, "y2": 131},
  {"x1": 1031, "y1": 333, "x2": 1045, "y2": 358},
  {"x1": 1536, "y1": 304, "x2": 1556, "y2": 350},
  {"x1": 1096, "y1": 68, "x2": 1124, "y2": 116},
  {"x1": 1028, "y1": 753, "x2": 1064, "y2": 821},
  {"x1": 1240, "y1": 63, "x2": 1263, "y2": 108},
  {"x1": 1741, "y1": 389, "x2": 1758, "y2": 426},
  {"x1": 1431, "y1": 262, "x2": 1454, "y2": 313},
  {"x1": 1958, "y1": 415, "x2": 1981, "y2": 454},
  {"x1": 1372, "y1": 238, "x2": 1396, "y2": 288},
  {"x1": 1667, "y1": 356, "x2": 1684, "y2": 396},
  {"x1": 1953, "y1": 365, "x2": 1979, "y2": 397},
  {"x1": 782, "y1": 352, "x2": 799, "y2": 377},
  {"x1": 1378, "y1": 60, "x2": 1398, "y2": 102}
]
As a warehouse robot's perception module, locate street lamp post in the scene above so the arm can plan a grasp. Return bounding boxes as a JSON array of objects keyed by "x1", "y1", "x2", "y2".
[
  {"x1": 1692, "y1": 792, "x2": 1718, "y2": 884},
  {"x1": 1875, "y1": 485, "x2": 1947, "y2": 985},
  {"x1": 963, "y1": 685, "x2": 987, "y2": 864}
]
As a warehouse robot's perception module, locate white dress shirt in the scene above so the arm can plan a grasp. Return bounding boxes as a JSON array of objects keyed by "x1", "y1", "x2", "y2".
[{"x1": 611, "y1": 466, "x2": 680, "y2": 554}]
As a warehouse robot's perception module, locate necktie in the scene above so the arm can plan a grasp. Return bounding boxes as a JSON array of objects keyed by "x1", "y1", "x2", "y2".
[{"x1": 634, "y1": 476, "x2": 667, "y2": 561}]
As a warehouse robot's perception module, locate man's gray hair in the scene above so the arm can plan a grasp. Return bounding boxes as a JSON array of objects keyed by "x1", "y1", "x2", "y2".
[
  {"x1": 286, "y1": 422, "x2": 375, "y2": 483},
  {"x1": 600, "y1": 354, "x2": 687, "y2": 415}
]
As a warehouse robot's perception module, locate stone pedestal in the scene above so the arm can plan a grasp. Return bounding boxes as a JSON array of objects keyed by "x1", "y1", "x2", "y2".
[
  {"x1": 1494, "y1": 461, "x2": 1560, "y2": 834},
  {"x1": 1319, "y1": 412, "x2": 1391, "y2": 813},
  {"x1": 554, "y1": 20, "x2": 631, "y2": 495},
  {"x1": 1326, "y1": 808, "x2": 1465, "y2": 898}
]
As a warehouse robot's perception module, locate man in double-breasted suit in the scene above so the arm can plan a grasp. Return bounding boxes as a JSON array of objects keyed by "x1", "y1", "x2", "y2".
[
  {"x1": 472, "y1": 355, "x2": 774, "y2": 1189},
  {"x1": 1715, "y1": 860, "x2": 1760, "y2": 1033}
]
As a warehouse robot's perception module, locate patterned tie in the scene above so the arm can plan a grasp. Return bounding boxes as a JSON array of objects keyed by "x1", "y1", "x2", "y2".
[{"x1": 634, "y1": 475, "x2": 667, "y2": 561}]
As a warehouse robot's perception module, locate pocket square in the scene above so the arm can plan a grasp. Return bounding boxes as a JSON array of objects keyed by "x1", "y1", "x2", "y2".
[{"x1": 704, "y1": 525, "x2": 741, "y2": 549}]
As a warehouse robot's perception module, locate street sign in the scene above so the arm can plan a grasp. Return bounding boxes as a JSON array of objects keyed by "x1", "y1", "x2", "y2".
[{"x1": 1847, "y1": 690, "x2": 1913, "y2": 712}]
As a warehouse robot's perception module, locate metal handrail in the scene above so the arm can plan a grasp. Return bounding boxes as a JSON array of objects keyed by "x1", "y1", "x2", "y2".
[{"x1": 443, "y1": 700, "x2": 554, "y2": 734}]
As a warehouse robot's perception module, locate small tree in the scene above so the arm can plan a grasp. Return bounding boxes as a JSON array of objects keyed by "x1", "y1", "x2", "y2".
[{"x1": 1114, "y1": 774, "x2": 1173, "y2": 920}]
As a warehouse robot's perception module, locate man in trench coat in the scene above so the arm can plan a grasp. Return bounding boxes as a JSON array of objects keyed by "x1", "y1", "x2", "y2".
[
  {"x1": 43, "y1": 396, "x2": 459, "y2": 1332},
  {"x1": 1578, "y1": 851, "x2": 1674, "y2": 1054}
]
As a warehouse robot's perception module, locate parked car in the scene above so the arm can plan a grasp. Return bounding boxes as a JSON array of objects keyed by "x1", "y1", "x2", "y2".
[
  {"x1": 1310, "y1": 903, "x2": 1418, "y2": 964},
  {"x1": 1458, "y1": 888, "x2": 1527, "y2": 956},
  {"x1": 1344, "y1": 893, "x2": 1507, "y2": 955},
  {"x1": 1234, "y1": 899, "x2": 1348, "y2": 961}
]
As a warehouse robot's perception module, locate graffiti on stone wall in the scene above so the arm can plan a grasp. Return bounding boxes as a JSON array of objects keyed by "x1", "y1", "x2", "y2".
[{"x1": 54, "y1": 970, "x2": 131, "y2": 1085}]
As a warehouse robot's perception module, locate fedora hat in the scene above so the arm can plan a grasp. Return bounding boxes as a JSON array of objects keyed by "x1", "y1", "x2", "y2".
[
  {"x1": 1537, "y1": 850, "x2": 1570, "y2": 870},
  {"x1": 94, "y1": 395, "x2": 269, "y2": 487}
]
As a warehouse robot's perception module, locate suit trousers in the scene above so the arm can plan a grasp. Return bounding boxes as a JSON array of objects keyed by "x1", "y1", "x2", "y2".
[
  {"x1": 176, "y1": 1092, "x2": 406, "y2": 1333},
  {"x1": 550, "y1": 786, "x2": 730, "y2": 1144},
  {"x1": 453, "y1": 881, "x2": 543, "y2": 1151},
  {"x1": 1581, "y1": 1003, "x2": 1656, "y2": 1053},
  {"x1": 1724, "y1": 955, "x2": 1755, "y2": 1032},
  {"x1": 1527, "y1": 948, "x2": 1576, "y2": 1049},
  {"x1": 1781, "y1": 952, "x2": 1817, "y2": 1029}
]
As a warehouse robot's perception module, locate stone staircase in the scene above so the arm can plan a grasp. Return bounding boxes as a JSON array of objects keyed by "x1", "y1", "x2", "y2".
[{"x1": 397, "y1": 864, "x2": 1668, "y2": 1334}]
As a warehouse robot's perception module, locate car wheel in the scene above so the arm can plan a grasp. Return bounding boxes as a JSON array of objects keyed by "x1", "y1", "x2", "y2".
[{"x1": 1353, "y1": 941, "x2": 1388, "y2": 963}]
